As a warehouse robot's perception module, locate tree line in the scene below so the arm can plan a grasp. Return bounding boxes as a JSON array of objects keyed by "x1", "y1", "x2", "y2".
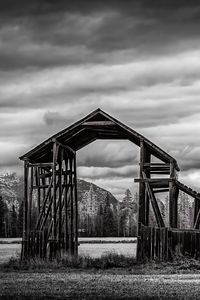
[
  {"x1": 0, "y1": 188, "x2": 195, "y2": 238},
  {"x1": 79, "y1": 189, "x2": 138, "y2": 237},
  {"x1": 0, "y1": 196, "x2": 23, "y2": 238}
]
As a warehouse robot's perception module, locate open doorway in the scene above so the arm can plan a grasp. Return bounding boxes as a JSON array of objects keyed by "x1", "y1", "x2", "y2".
[{"x1": 76, "y1": 140, "x2": 139, "y2": 257}]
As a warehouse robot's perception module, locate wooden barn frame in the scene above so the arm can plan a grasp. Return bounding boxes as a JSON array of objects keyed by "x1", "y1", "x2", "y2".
[{"x1": 20, "y1": 109, "x2": 200, "y2": 261}]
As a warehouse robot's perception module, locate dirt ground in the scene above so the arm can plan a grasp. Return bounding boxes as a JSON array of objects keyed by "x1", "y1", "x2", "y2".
[{"x1": 1, "y1": 269, "x2": 200, "y2": 299}]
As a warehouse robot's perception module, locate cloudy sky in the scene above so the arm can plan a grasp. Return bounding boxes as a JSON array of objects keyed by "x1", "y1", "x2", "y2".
[{"x1": 1, "y1": 0, "x2": 200, "y2": 200}]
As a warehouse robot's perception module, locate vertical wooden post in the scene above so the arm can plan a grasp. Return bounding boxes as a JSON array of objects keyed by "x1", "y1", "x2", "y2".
[
  {"x1": 73, "y1": 152, "x2": 78, "y2": 256},
  {"x1": 137, "y1": 140, "x2": 150, "y2": 261},
  {"x1": 138, "y1": 140, "x2": 145, "y2": 226},
  {"x1": 22, "y1": 160, "x2": 29, "y2": 258},
  {"x1": 70, "y1": 155, "x2": 74, "y2": 255},
  {"x1": 145, "y1": 190, "x2": 149, "y2": 226},
  {"x1": 169, "y1": 160, "x2": 179, "y2": 228},
  {"x1": 138, "y1": 139, "x2": 151, "y2": 226},
  {"x1": 64, "y1": 154, "x2": 69, "y2": 252},
  {"x1": 194, "y1": 198, "x2": 200, "y2": 228},
  {"x1": 35, "y1": 167, "x2": 41, "y2": 213},
  {"x1": 58, "y1": 148, "x2": 63, "y2": 252},
  {"x1": 52, "y1": 142, "x2": 58, "y2": 254},
  {"x1": 28, "y1": 166, "x2": 33, "y2": 233}
]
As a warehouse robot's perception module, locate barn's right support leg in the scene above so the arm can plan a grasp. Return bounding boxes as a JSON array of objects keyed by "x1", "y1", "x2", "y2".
[
  {"x1": 194, "y1": 198, "x2": 200, "y2": 229},
  {"x1": 138, "y1": 140, "x2": 151, "y2": 226},
  {"x1": 137, "y1": 140, "x2": 151, "y2": 261},
  {"x1": 169, "y1": 161, "x2": 179, "y2": 228}
]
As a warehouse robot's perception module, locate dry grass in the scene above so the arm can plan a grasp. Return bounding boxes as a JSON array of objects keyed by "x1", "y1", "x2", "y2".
[{"x1": 3, "y1": 252, "x2": 138, "y2": 271}]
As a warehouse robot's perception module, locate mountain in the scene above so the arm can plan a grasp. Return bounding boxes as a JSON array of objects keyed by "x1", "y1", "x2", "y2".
[
  {"x1": 0, "y1": 173, "x2": 118, "y2": 212},
  {"x1": 77, "y1": 179, "x2": 118, "y2": 206},
  {"x1": 0, "y1": 172, "x2": 138, "y2": 237}
]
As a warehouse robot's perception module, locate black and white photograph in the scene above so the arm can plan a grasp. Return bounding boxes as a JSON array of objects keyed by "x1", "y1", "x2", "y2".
[{"x1": 1, "y1": 1, "x2": 200, "y2": 299}]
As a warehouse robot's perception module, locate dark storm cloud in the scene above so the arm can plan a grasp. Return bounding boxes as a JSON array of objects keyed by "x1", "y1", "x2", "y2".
[
  {"x1": 0, "y1": 0, "x2": 200, "y2": 70},
  {"x1": 1, "y1": 0, "x2": 200, "y2": 196}
]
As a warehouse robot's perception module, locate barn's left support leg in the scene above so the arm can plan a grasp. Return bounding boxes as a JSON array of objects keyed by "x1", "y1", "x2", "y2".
[{"x1": 21, "y1": 160, "x2": 29, "y2": 259}]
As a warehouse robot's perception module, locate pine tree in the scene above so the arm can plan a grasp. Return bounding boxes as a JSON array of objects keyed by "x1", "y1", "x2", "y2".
[
  {"x1": 103, "y1": 194, "x2": 115, "y2": 236},
  {"x1": 95, "y1": 203, "x2": 104, "y2": 236},
  {"x1": 11, "y1": 205, "x2": 18, "y2": 237},
  {"x1": 119, "y1": 209, "x2": 129, "y2": 236},
  {"x1": 17, "y1": 200, "x2": 24, "y2": 237},
  {"x1": 0, "y1": 196, "x2": 8, "y2": 237}
]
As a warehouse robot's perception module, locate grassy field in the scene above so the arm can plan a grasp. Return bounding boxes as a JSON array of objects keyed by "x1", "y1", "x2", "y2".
[
  {"x1": 2, "y1": 238, "x2": 200, "y2": 299},
  {"x1": 1, "y1": 270, "x2": 200, "y2": 299},
  {"x1": 0, "y1": 238, "x2": 137, "y2": 264}
]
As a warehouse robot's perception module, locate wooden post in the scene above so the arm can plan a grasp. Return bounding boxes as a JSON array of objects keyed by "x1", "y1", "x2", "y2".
[
  {"x1": 22, "y1": 160, "x2": 29, "y2": 258},
  {"x1": 52, "y1": 142, "x2": 58, "y2": 255},
  {"x1": 73, "y1": 152, "x2": 78, "y2": 256},
  {"x1": 28, "y1": 166, "x2": 33, "y2": 233},
  {"x1": 169, "y1": 161, "x2": 179, "y2": 228},
  {"x1": 145, "y1": 190, "x2": 149, "y2": 226},
  {"x1": 35, "y1": 167, "x2": 41, "y2": 213},
  {"x1": 194, "y1": 198, "x2": 200, "y2": 228},
  {"x1": 70, "y1": 155, "x2": 74, "y2": 255},
  {"x1": 137, "y1": 140, "x2": 151, "y2": 261},
  {"x1": 64, "y1": 154, "x2": 69, "y2": 252},
  {"x1": 58, "y1": 148, "x2": 63, "y2": 253},
  {"x1": 138, "y1": 139, "x2": 151, "y2": 226}
]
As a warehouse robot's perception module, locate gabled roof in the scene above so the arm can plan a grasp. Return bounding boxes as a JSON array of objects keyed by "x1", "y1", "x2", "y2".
[{"x1": 19, "y1": 108, "x2": 179, "y2": 170}]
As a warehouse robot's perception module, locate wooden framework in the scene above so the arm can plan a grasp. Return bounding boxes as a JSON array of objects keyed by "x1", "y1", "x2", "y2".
[{"x1": 19, "y1": 108, "x2": 200, "y2": 260}]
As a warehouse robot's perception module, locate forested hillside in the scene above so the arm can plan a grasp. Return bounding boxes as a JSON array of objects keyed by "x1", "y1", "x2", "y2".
[{"x1": 0, "y1": 172, "x2": 195, "y2": 238}]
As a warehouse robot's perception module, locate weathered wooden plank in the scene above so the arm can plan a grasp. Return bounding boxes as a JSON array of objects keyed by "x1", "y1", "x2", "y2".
[
  {"x1": 138, "y1": 140, "x2": 151, "y2": 226},
  {"x1": 53, "y1": 142, "x2": 59, "y2": 241},
  {"x1": 82, "y1": 121, "x2": 115, "y2": 126},
  {"x1": 145, "y1": 190, "x2": 149, "y2": 226},
  {"x1": 176, "y1": 181, "x2": 200, "y2": 200},
  {"x1": 35, "y1": 178, "x2": 53, "y2": 230},
  {"x1": 73, "y1": 152, "x2": 78, "y2": 257},
  {"x1": 28, "y1": 162, "x2": 53, "y2": 167},
  {"x1": 136, "y1": 222, "x2": 142, "y2": 261},
  {"x1": 143, "y1": 173, "x2": 165, "y2": 228},
  {"x1": 28, "y1": 167, "x2": 33, "y2": 233},
  {"x1": 194, "y1": 198, "x2": 200, "y2": 228},
  {"x1": 135, "y1": 178, "x2": 172, "y2": 183},
  {"x1": 153, "y1": 188, "x2": 169, "y2": 194},
  {"x1": 143, "y1": 163, "x2": 170, "y2": 167},
  {"x1": 22, "y1": 160, "x2": 29, "y2": 258}
]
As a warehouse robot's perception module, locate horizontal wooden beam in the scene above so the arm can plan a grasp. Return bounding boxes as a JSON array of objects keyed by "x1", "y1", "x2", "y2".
[
  {"x1": 135, "y1": 178, "x2": 172, "y2": 183},
  {"x1": 150, "y1": 171, "x2": 170, "y2": 175},
  {"x1": 28, "y1": 162, "x2": 53, "y2": 167},
  {"x1": 39, "y1": 170, "x2": 75, "y2": 178},
  {"x1": 143, "y1": 163, "x2": 170, "y2": 167},
  {"x1": 153, "y1": 188, "x2": 169, "y2": 194},
  {"x1": 150, "y1": 182, "x2": 170, "y2": 188},
  {"x1": 176, "y1": 181, "x2": 200, "y2": 200},
  {"x1": 82, "y1": 121, "x2": 115, "y2": 126}
]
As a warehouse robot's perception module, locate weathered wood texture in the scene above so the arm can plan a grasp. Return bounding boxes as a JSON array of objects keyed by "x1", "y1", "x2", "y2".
[
  {"x1": 138, "y1": 140, "x2": 151, "y2": 226},
  {"x1": 137, "y1": 224, "x2": 200, "y2": 262},
  {"x1": 20, "y1": 109, "x2": 200, "y2": 262},
  {"x1": 21, "y1": 141, "x2": 78, "y2": 260}
]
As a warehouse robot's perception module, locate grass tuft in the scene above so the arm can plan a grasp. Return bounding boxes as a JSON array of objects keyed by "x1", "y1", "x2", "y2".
[{"x1": 3, "y1": 252, "x2": 138, "y2": 271}]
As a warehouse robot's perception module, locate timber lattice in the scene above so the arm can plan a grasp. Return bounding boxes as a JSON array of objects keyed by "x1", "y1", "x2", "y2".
[{"x1": 19, "y1": 109, "x2": 200, "y2": 261}]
